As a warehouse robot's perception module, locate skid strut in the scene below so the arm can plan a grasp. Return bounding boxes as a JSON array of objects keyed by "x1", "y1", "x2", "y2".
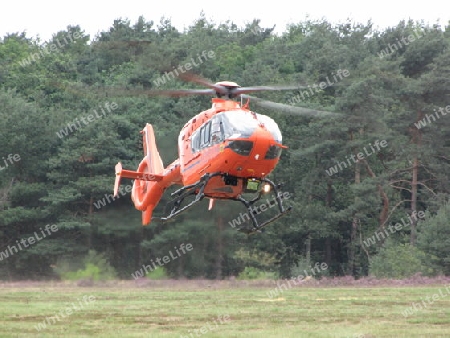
[
  {"x1": 157, "y1": 174, "x2": 291, "y2": 234},
  {"x1": 160, "y1": 172, "x2": 222, "y2": 222},
  {"x1": 234, "y1": 177, "x2": 292, "y2": 234}
]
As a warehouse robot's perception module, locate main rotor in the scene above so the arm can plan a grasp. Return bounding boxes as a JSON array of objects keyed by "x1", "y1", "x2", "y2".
[
  {"x1": 153, "y1": 73, "x2": 300, "y2": 98},
  {"x1": 61, "y1": 72, "x2": 340, "y2": 118},
  {"x1": 212, "y1": 81, "x2": 240, "y2": 99},
  {"x1": 148, "y1": 73, "x2": 339, "y2": 117}
]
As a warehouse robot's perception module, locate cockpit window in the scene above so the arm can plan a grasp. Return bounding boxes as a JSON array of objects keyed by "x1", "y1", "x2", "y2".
[
  {"x1": 219, "y1": 111, "x2": 282, "y2": 143},
  {"x1": 211, "y1": 117, "x2": 223, "y2": 144},
  {"x1": 191, "y1": 111, "x2": 282, "y2": 153},
  {"x1": 220, "y1": 111, "x2": 260, "y2": 139},
  {"x1": 256, "y1": 114, "x2": 282, "y2": 143}
]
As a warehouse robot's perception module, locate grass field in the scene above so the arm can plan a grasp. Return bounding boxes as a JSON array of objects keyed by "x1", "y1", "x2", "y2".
[{"x1": 0, "y1": 279, "x2": 449, "y2": 338}]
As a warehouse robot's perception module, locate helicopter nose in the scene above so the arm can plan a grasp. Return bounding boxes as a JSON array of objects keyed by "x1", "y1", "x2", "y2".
[{"x1": 250, "y1": 126, "x2": 280, "y2": 161}]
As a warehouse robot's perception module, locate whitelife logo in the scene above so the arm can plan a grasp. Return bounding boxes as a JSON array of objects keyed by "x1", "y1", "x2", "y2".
[
  {"x1": 362, "y1": 211, "x2": 426, "y2": 247},
  {"x1": 288, "y1": 69, "x2": 350, "y2": 104},
  {"x1": 131, "y1": 243, "x2": 193, "y2": 279},
  {"x1": 56, "y1": 102, "x2": 118, "y2": 139},
  {"x1": 18, "y1": 31, "x2": 84, "y2": 67},
  {"x1": 228, "y1": 191, "x2": 291, "y2": 228},
  {"x1": 179, "y1": 314, "x2": 231, "y2": 338},
  {"x1": 414, "y1": 104, "x2": 450, "y2": 130},
  {"x1": 378, "y1": 30, "x2": 425, "y2": 58},
  {"x1": 402, "y1": 284, "x2": 450, "y2": 317},
  {"x1": 326, "y1": 140, "x2": 388, "y2": 176},
  {"x1": 34, "y1": 295, "x2": 96, "y2": 331},
  {"x1": 153, "y1": 50, "x2": 216, "y2": 87},
  {"x1": 93, "y1": 185, "x2": 132, "y2": 210},
  {"x1": 266, "y1": 262, "x2": 328, "y2": 299},
  {"x1": 0, "y1": 153, "x2": 20, "y2": 171},
  {"x1": 0, "y1": 224, "x2": 58, "y2": 261}
]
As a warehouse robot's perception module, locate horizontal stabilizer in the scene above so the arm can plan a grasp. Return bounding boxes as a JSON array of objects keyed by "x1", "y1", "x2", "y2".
[{"x1": 114, "y1": 162, "x2": 163, "y2": 197}]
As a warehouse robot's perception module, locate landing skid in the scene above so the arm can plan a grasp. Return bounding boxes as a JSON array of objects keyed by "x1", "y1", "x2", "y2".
[
  {"x1": 159, "y1": 173, "x2": 222, "y2": 222},
  {"x1": 234, "y1": 177, "x2": 292, "y2": 235},
  {"x1": 155, "y1": 173, "x2": 291, "y2": 234}
]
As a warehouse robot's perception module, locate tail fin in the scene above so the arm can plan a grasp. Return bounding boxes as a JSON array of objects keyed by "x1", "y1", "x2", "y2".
[
  {"x1": 114, "y1": 124, "x2": 165, "y2": 225},
  {"x1": 139, "y1": 123, "x2": 164, "y2": 224},
  {"x1": 142, "y1": 123, "x2": 164, "y2": 175}
]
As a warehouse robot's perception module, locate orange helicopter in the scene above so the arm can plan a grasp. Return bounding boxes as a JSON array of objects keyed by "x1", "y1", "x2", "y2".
[{"x1": 113, "y1": 74, "x2": 337, "y2": 234}]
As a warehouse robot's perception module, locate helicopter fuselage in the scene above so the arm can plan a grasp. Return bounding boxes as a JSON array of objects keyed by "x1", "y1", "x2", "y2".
[
  {"x1": 167, "y1": 98, "x2": 285, "y2": 199},
  {"x1": 114, "y1": 97, "x2": 287, "y2": 225}
]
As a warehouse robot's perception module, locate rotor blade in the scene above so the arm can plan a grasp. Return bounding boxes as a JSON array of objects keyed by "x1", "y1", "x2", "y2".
[
  {"x1": 233, "y1": 85, "x2": 308, "y2": 95},
  {"x1": 178, "y1": 73, "x2": 228, "y2": 96},
  {"x1": 178, "y1": 74, "x2": 310, "y2": 96},
  {"x1": 94, "y1": 40, "x2": 152, "y2": 48},
  {"x1": 178, "y1": 72, "x2": 216, "y2": 88},
  {"x1": 241, "y1": 95, "x2": 341, "y2": 118},
  {"x1": 58, "y1": 85, "x2": 216, "y2": 98},
  {"x1": 143, "y1": 88, "x2": 216, "y2": 97}
]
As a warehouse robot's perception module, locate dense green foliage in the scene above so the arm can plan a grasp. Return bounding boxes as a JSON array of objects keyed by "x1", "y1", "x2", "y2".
[
  {"x1": 417, "y1": 201, "x2": 450, "y2": 275},
  {"x1": 369, "y1": 241, "x2": 435, "y2": 278},
  {"x1": 56, "y1": 250, "x2": 118, "y2": 281},
  {"x1": 0, "y1": 16, "x2": 449, "y2": 280}
]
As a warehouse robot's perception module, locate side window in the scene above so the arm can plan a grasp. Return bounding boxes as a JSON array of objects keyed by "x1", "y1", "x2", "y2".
[
  {"x1": 199, "y1": 128, "x2": 204, "y2": 148},
  {"x1": 203, "y1": 122, "x2": 211, "y2": 147},
  {"x1": 191, "y1": 121, "x2": 212, "y2": 152},
  {"x1": 191, "y1": 130, "x2": 200, "y2": 152}
]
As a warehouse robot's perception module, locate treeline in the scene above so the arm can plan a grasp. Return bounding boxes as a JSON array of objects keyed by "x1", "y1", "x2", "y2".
[{"x1": 0, "y1": 16, "x2": 449, "y2": 280}]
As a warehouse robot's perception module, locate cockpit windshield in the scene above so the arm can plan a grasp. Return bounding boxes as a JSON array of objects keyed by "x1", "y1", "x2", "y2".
[
  {"x1": 256, "y1": 113, "x2": 282, "y2": 143},
  {"x1": 219, "y1": 111, "x2": 259, "y2": 139},
  {"x1": 216, "y1": 111, "x2": 282, "y2": 143}
]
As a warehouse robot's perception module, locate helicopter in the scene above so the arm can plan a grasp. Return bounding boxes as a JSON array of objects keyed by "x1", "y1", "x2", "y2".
[{"x1": 113, "y1": 74, "x2": 338, "y2": 234}]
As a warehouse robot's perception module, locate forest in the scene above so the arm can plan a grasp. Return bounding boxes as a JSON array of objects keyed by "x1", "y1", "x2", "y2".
[{"x1": 0, "y1": 15, "x2": 449, "y2": 281}]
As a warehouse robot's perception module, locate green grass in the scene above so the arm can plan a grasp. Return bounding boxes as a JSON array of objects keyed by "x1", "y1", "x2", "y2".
[{"x1": 0, "y1": 281, "x2": 449, "y2": 337}]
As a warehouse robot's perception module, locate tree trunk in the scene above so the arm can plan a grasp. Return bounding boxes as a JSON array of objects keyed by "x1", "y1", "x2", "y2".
[
  {"x1": 215, "y1": 216, "x2": 223, "y2": 279},
  {"x1": 325, "y1": 182, "x2": 333, "y2": 267},
  {"x1": 348, "y1": 161, "x2": 360, "y2": 275},
  {"x1": 89, "y1": 195, "x2": 94, "y2": 215},
  {"x1": 138, "y1": 226, "x2": 143, "y2": 269},
  {"x1": 362, "y1": 160, "x2": 389, "y2": 242},
  {"x1": 305, "y1": 236, "x2": 311, "y2": 267},
  {"x1": 409, "y1": 110, "x2": 422, "y2": 246},
  {"x1": 410, "y1": 156, "x2": 418, "y2": 245},
  {"x1": 325, "y1": 238, "x2": 332, "y2": 268}
]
